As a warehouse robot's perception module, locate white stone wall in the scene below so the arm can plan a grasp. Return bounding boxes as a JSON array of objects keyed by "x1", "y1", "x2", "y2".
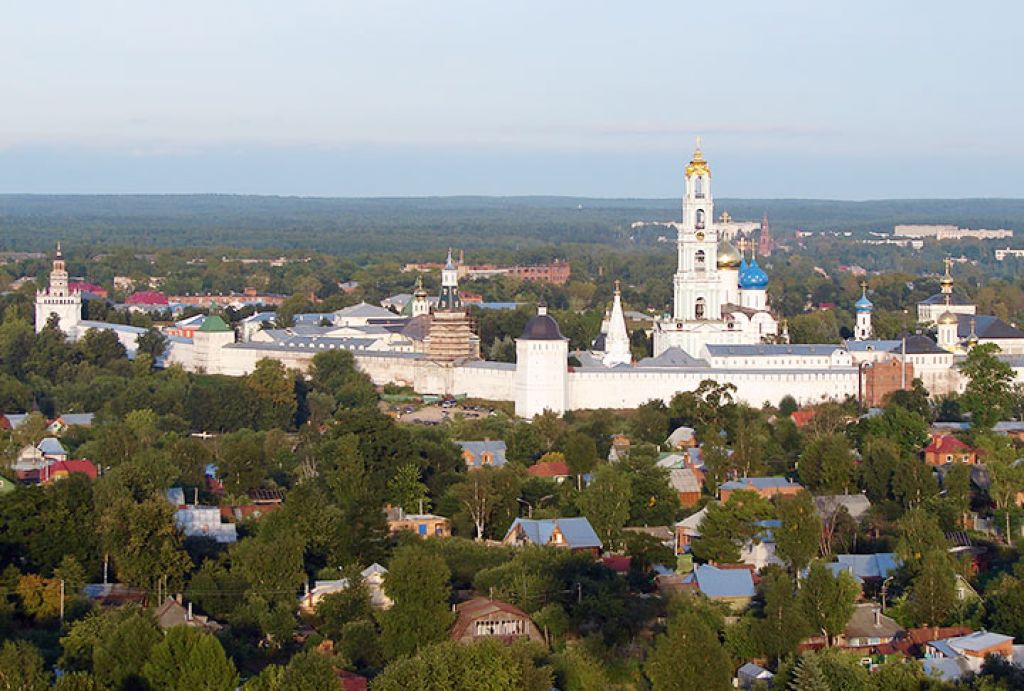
[{"x1": 565, "y1": 367, "x2": 858, "y2": 410}]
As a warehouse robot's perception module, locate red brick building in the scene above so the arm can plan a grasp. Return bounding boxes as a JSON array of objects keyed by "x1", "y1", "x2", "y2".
[
  {"x1": 924, "y1": 435, "x2": 977, "y2": 466},
  {"x1": 861, "y1": 357, "x2": 914, "y2": 408}
]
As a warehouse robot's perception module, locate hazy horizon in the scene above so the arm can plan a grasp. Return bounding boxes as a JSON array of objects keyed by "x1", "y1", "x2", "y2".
[{"x1": 2, "y1": 1, "x2": 1022, "y2": 198}]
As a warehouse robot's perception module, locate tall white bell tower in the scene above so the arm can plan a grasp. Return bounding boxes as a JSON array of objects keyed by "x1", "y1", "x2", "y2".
[
  {"x1": 672, "y1": 139, "x2": 721, "y2": 322},
  {"x1": 35, "y1": 242, "x2": 82, "y2": 335}
]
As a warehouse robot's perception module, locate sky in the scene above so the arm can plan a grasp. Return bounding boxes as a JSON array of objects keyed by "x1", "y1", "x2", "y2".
[{"x1": 1, "y1": 0, "x2": 1022, "y2": 198}]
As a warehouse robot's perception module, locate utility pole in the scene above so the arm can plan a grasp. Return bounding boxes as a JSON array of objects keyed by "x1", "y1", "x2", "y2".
[{"x1": 59, "y1": 579, "x2": 65, "y2": 621}]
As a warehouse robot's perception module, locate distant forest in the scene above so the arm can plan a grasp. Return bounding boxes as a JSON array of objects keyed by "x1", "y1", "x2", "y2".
[{"x1": 2, "y1": 194, "x2": 1024, "y2": 255}]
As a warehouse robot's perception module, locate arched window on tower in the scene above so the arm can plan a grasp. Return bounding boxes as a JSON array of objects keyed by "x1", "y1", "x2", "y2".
[
  {"x1": 696, "y1": 209, "x2": 705, "y2": 230},
  {"x1": 695, "y1": 297, "x2": 706, "y2": 320},
  {"x1": 694, "y1": 176, "x2": 704, "y2": 199},
  {"x1": 695, "y1": 249, "x2": 706, "y2": 270}
]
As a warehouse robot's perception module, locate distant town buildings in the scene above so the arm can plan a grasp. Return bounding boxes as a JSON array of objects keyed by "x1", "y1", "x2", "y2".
[
  {"x1": 995, "y1": 247, "x2": 1024, "y2": 260},
  {"x1": 893, "y1": 224, "x2": 1013, "y2": 240}
]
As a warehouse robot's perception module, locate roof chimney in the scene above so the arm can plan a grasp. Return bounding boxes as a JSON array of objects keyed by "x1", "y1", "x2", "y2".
[
  {"x1": 873, "y1": 608, "x2": 881, "y2": 627},
  {"x1": 187, "y1": 601, "x2": 193, "y2": 621}
]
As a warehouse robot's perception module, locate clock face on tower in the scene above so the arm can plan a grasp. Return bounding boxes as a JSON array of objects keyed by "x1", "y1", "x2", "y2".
[{"x1": 695, "y1": 231, "x2": 705, "y2": 241}]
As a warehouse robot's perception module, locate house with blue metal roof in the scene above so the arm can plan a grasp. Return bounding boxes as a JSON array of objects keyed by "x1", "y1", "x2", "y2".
[
  {"x1": 502, "y1": 517, "x2": 602, "y2": 553},
  {"x1": 37, "y1": 437, "x2": 68, "y2": 460},
  {"x1": 683, "y1": 564, "x2": 755, "y2": 610},
  {"x1": 456, "y1": 440, "x2": 507, "y2": 469}
]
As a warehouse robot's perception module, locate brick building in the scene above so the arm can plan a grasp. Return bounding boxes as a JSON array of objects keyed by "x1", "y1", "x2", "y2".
[{"x1": 861, "y1": 357, "x2": 914, "y2": 407}]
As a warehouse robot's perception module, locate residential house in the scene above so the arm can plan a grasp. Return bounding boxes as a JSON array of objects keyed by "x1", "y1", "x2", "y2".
[
  {"x1": 456, "y1": 440, "x2": 507, "y2": 469},
  {"x1": 449, "y1": 597, "x2": 544, "y2": 644},
  {"x1": 607, "y1": 434, "x2": 630, "y2": 462},
  {"x1": 12, "y1": 445, "x2": 47, "y2": 481},
  {"x1": 925, "y1": 630, "x2": 1015, "y2": 678},
  {"x1": 0, "y1": 476, "x2": 14, "y2": 497},
  {"x1": 37, "y1": 437, "x2": 68, "y2": 461},
  {"x1": 736, "y1": 662, "x2": 774, "y2": 689},
  {"x1": 838, "y1": 604, "x2": 903, "y2": 653},
  {"x1": 924, "y1": 435, "x2": 976, "y2": 466},
  {"x1": 623, "y1": 525, "x2": 675, "y2": 553},
  {"x1": 503, "y1": 517, "x2": 602, "y2": 554},
  {"x1": 739, "y1": 520, "x2": 784, "y2": 571},
  {"x1": 526, "y1": 459, "x2": 571, "y2": 483},
  {"x1": 718, "y1": 476, "x2": 803, "y2": 502},
  {"x1": 300, "y1": 563, "x2": 393, "y2": 614},
  {"x1": 82, "y1": 583, "x2": 148, "y2": 608},
  {"x1": 39, "y1": 459, "x2": 97, "y2": 484},
  {"x1": 45, "y1": 413, "x2": 95, "y2": 435},
  {"x1": 174, "y1": 506, "x2": 238, "y2": 543},
  {"x1": 665, "y1": 426, "x2": 697, "y2": 449},
  {"x1": 674, "y1": 506, "x2": 708, "y2": 555},
  {"x1": 153, "y1": 597, "x2": 222, "y2": 632},
  {"x1": 683, "y1": 564, "x2": 756, "y2": 611},
  {"x1": 386, "y1": 506, "x2": 451, "y2": 538},
  {"x1": 826, "y1": 553, "x2": 901, "y2": 584},
  {"x1": 813, "y1": 494, "x2": 872, "y2": 523}
]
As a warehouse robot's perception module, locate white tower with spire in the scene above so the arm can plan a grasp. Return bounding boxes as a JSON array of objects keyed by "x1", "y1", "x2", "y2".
[
  {"x1": 672, "y1": 138, "x2": 721, "y2": 322},
  {"x1": 602, "y1": 281, "x2": 632, "y2": 366},
  {"x1": 854, "y1": 282, "x2": 873, "y2": 341},
  {"x1": 35, "y1": 242, "x2": 82, "y2": 335}
]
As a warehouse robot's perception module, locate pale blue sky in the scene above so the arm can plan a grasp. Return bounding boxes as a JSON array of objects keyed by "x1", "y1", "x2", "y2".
[{"x1": 1, "y1": 1, "x2": 1021, "y2": 197}]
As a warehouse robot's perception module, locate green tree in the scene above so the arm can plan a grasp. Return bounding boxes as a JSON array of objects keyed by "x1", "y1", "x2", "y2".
[
  {"x1": 895, "y1": 507, "x2": 947, "y2": 573},
  {"x1": 691, "y1": 489, "x2": 774, "y2": 564},
  {"x1": 229, "y1": 523, "x2": 306, "y2": 648},
  {"x1": 788, "y1": 652, "x2": 829, "y2": 691},
  {"x1": 387, "y1": 463, "x2": 431, "y2": 513},
  {"x1": 775, "y1": 491, "x2": 822, "y2": 575},
  {"x1": 137, "y1": 328, "x2": 169, "y2": 361},
  {"x1": 0, "y1": 640, "x2": 49, "y2": 691},
  {"x1": 373, "y1": 639, "x2": 551, "y2": 691},
  {"x1": 798, "y1": 434, "x2": 854, "y2": 493},
  {"x1": 630, "y1": 400, "x2": 670, "y2": 445},
  {"x1": 246, "y1": 358, "x2": 297, "y2": 430},
  {"x1": 277, "y1": 650, "x2": 340, "y2": 691},
  {"x1": 858, "y1": 435, "x2": 901, "y2": 502},
  {"x1": 984, "y1": 574, "x2": 1024, "y2": 640},
  {"x1": 978, "y1": 433, "x2": 1024, "y2": 546},
  {"x1": 80, "y1": 328, "x2": 127, "y2": 367},
  {"x1": 797, "y1": 561, "x2": 858, "y2": 646},
  {"x1": 959, "y1": 342, "x2": 1015, "y2": 429},
  {"x1": 100, "y1": 496, "x2": 192, "y2": 591},
  {"x1": 577, "y1": 464, "x2": 632, "y2": 550},
  {"x1": 143, "y1": 627, "x2": 239, "y2": 691},
  {"x1": 93, "y1": 610, "x2": 162, "y2": 690},
  {"x1": 644, "y1": 599, "x2": 732, "y2": 690},
  {"x1": 758, "y1": 568, "x2": 811, "y2": 664},
  {"x1": 619, "y1": 447, "x2": 680, "y2": 525},
  {"x1": 53, "y1": 672, "x2": 103, "y2": 691},
  {"x1": 906, "y1": 552, "x2": 957, "y2": 627},
  {"x1": 379, "y1": 546, "x2": 454, "y2": 660},
  {"x1": 561, "y1": 431, "x2": 598, "y2": 489}
]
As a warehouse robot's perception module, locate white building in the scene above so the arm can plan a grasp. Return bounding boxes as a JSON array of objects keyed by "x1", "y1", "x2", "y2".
[
  {"x1": 652, "y1": 142, "x2": 779, "y2": 358},
  {"x1": 36, "y1": 145, "x2": 1024, "y2": 419}
]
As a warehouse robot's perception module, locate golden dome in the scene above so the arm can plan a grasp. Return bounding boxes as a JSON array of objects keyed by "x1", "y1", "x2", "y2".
[
  {"x1": 937, "y1": 311, "x2": 958, "y2": 325},
  {"x1": 717, "y1": 240, "x2": 742, "y2": 268},
  {"x1": 685, "y1": 138, "x2": 711, "y2": 178}
]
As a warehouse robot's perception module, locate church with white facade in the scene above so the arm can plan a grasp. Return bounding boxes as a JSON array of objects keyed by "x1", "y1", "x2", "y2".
[{"x1": 35, "y1": 143, "x2": 1024, "y2": 418}]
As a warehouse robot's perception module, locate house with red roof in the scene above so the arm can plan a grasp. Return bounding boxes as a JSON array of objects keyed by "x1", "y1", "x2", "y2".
[
  {"x1": 41, "y1": 459, "x2": 97, "y2": 483},
  {"x1": 527, "y1": 459, "x2": 571, "y2": 483},
  {"x1": 790, "y1": 410, "x2": 816, "y2": 428},
  {"x1": 924, "y1": 435, "x2": 976, "y2": 466}
]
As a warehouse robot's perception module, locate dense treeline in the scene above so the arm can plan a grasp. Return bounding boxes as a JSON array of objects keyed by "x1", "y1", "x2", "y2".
[{"x1": 2, "y1": 194, "x2": 1024, "y2": 254}]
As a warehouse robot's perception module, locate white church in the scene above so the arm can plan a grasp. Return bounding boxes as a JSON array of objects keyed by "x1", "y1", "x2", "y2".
[{"x1": 35, "y1": 144, "x2": 1024, "y2": 418}]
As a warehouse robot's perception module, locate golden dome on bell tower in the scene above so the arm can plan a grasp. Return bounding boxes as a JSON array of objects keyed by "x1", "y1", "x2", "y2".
[{"x1": 685, "y1": 137, "x2": 711, "y2": 178}]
